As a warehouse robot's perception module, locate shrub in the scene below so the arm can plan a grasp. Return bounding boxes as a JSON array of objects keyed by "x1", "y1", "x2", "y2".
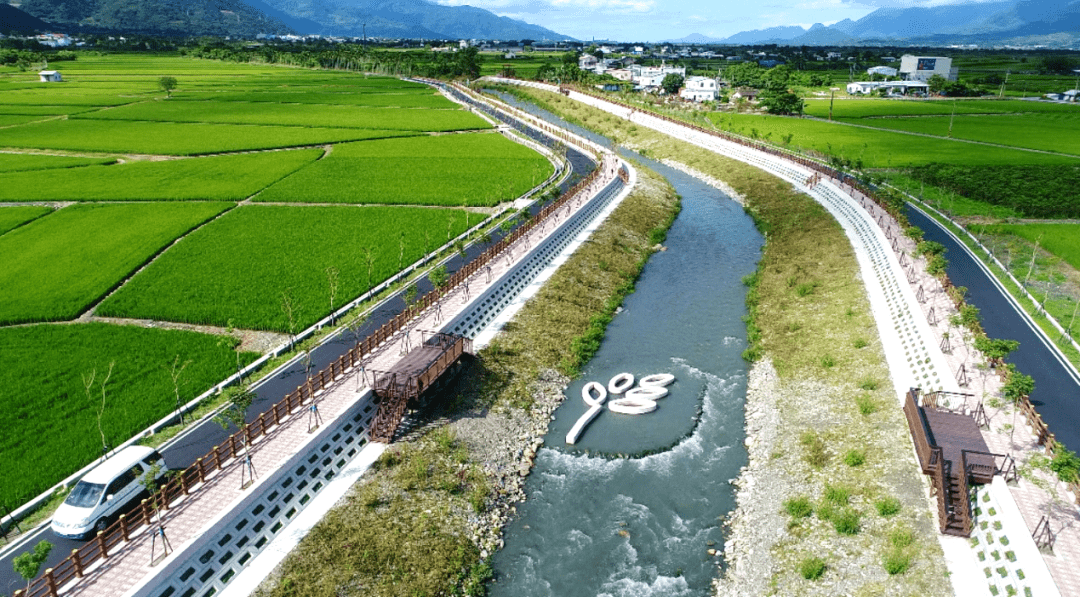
[
  {"x1": 856, "y1": 394, "x2": 879, "y2": 415},
  {"x1": 843, "y1": 449, "x2": 866, "y2": 467},
  {"x1": 800, "y1": 556, "x2": 826, "y2": 580},
  {"x1": 853, "y1": 337, "x2": 868, "y2": 349},
  {"x1": 858, "y1": 378, "x2": 879, "y2": 390},
  {"x1": 1050, "y1": 444, "x2": 1080, "y2": 483},
  {"x1": 875, "y1": 496, "x2": 901, "y2": 517},
  {"x1": 926, "y1": 253, "x2": 948, "y2": 276},
  {"x1": 784, "y1": 496, "x2": 814, "y2": 519},
  {"x1": 824, "y1": 484, "x2": 851, "y2": 506},
  {"x1": 889, "y1": 527, "x2": 914, "y2": 548},
  {"x1": 833, "y1": 509, "x2": 861, "y2": 535},
  {"x1": 916, "y1": 240, "x2": 946, "y2": 257},
  {"x1": 883, "y1": 548, "x2": 912, "y2": 575},
  {"x1": 801, "y1": 431, "x2": 829, "y2": 468},
  {"x1": 821, "y1": 354, "x2": 836, "y2": 368}
]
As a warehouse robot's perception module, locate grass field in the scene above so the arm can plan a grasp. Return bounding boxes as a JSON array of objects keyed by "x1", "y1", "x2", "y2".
[
  {"x1": 705, "y1": 112, "x2": 1080, "y2": 167},
  {"x1": 0, "y1": 202, "x2": 232, "y2": 324},
  {"x1": 0, "y1": 323, "x2": 258, "y2": 511},
  {"x1": 0, "y1": 206, "x2": 53, "y2": 235},
  {"x1": 97, "y1": 205, "x2": 473, "y2": 331},
  {"x1": 77, "y1": 101, "x2": 491, "y2": 132},
  {"x1": 171, "y1": 90, "x2": 457, "y2": 108},
  {"x1": 0, "y1": 119, "x2": 420, "y2": 155},
  {"x1": 983, "y1": 224, "x2": 1080, "y2": 270},
  {"x1": 0, "y1": 149, "x2": 321, "y2": 202},
  {"x1": 257, "y1": 134, "x2": 553, "y2": 206},
  {"x1": 837, "y1": 113, "x2": 1080, "y2": 156},
  {"x1": 0, "y1": 153, "x2": 115, "y2": 172},
  {"x1": 803, "y1": 98, "x2": 1080, "y2": 119}
]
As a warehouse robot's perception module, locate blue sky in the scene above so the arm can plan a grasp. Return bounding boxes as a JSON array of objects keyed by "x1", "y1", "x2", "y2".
[{"x1": 434, "y1": 0, "x2": 967, "y2": 41}]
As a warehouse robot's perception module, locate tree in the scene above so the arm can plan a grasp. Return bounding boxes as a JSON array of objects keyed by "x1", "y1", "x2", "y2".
[
  {"x1": 404, "y1": 284, "x2": 418, "y2": 309},
  {"x1": 158, "y1": 76, "x2": 177, "y2": 98},
  {"x1": 759, "y1": 88, "x2": 803, "y2": 115},
  {"x1": 927, "y1": 74, "x2": 948, "y2": 95},
  {"x1": 661, "y1": 73, "x2": 684, "y2": 95},
  {"x1": 82, "y1": 362, "x2": 115, "y2": 458},
  {"x1": 13, "y1": 540, "x2": 52, "y2": 595},
  {"x1": 214, "y1": 383, "x2": 257, "y2": 488},
  {"x1": 325, "y1": 266, "x2": 340, "y2": 324},
  {"x1": 428, "y1": 265, "x2": 448, "y2": 291},
  {"x1": 280, "y1": 288, "x2": 299, "y2": 350},
  {"x1": 165, "y1": 355, "x2": 192, "y2": 425}
]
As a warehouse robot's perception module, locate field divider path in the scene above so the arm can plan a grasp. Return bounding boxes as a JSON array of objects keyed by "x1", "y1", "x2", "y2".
[
  {"x1": 14, "y1": 97, "x2": 628, "y2": 597},
  {"x1": 485, "y1": 78, "x2": 1074, "y2": 596}
]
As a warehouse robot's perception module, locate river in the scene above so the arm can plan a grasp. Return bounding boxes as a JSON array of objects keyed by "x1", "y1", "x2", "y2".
[{"x1": 485, "y1": 92, "x2": 763, "y2": 597}]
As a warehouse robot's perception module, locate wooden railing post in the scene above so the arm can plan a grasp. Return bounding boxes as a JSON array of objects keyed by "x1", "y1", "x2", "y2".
[
  {"x1": 71, "y1": 549, "x2": 84, "y2": 578},
  {"x1": 119, "y1": 513, "x2": 129, "y2": 541},
  {"x1": 196, "y1": 457, "x2": 206, "y2": 483},
  {"x1": 97, "y1": 530, "x2": 109, "y2": 559},
  {"x1": 44, "y1": 568, "x2": 57, "y2": 597}
]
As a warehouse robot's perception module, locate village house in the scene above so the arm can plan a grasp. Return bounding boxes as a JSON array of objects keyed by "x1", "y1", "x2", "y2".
[{"x1": 679, "y1": 76, "x2": 719, "y2": 102}]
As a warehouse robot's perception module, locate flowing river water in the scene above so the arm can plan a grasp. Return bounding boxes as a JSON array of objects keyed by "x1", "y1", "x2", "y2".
[{"x1": 485, "y1": 93, "x2": 764, "y2": 597}]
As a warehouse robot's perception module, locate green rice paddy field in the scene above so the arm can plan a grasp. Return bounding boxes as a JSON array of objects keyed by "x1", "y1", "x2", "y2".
[
  {"x1": 97, "y1": 205, "x2": 473, "y2": 331},
  {"x1": 0, "y1": 53, "x2": 552, "y2": 509},
  {"x1": 0, "y1": 205, "x2": 52, "y2": 235},
  {"x1": 0, "y1": 323, "x2": 258, "y2": 510},
  {"x1": 257, "y1": 134, "x2": 554, "y2": 206},
  {"x1": 0, "y1": 202, "x2": 233, "y2": 324},
  {"x1": 707, "y1": 109, "x2": 1080, "y2": 168},
  {"x1": 0, "y1": 149, "x2": 322, "y2": 202},
  {"x1": 984, "y1": 223, "x2": 1080, "y2": 270}
]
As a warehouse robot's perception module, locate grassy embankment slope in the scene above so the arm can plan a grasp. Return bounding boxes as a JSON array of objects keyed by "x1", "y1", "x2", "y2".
[
  {"x1": 500, "y1": 86, "x2": 950, "y2": 594},
  {"x1": 257, "y1": 166, "x2": 681, "y2": 597}
]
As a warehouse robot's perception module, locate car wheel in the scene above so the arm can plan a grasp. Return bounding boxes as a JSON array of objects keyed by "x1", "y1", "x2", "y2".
[{"x1": 93, "y1": 517, "x2": 109, "y2": 534}]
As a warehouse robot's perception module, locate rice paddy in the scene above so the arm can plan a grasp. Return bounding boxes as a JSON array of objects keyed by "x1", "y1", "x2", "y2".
[
  {"x1": 0, "y1": 52, "x2": 554, "y2": 512},
  {"x1": 97, "y1": 205, "x2": 473, "y2": 331}
]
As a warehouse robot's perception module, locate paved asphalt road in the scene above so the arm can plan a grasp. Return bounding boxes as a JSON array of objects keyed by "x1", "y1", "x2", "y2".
[
  {"x1": 0, "y1": 126, "x2": 594, "y2": 595},
  {"x1": 907, "y1": 205, "x2": 1080, "y2": 452}
]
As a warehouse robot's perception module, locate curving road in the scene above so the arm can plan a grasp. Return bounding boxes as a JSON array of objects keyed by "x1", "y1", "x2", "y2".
[
  {"x1": 0, "y1": 104, "x2": 596, "y2": 597},
  {"x1": 906, "y1": 204, "x2": 1080, "y2": 451}
]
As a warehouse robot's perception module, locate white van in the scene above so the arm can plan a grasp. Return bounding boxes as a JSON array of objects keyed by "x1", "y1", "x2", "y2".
[{"x1": 51, "y1": 446, "x2": 168, "y2": 539}]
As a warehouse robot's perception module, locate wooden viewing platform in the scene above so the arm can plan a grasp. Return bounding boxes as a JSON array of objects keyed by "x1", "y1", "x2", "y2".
[
  {"x1": 904, "y1": 388, "x2": 1017, "y2": 536},
  {"x1": 368, "y1": 331, "x2": 472, "y2": 443}
]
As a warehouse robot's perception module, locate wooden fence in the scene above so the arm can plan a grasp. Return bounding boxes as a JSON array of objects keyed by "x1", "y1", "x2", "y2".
[{"x1": 13, "y1": 109, "x2": 614, "y2": 597}]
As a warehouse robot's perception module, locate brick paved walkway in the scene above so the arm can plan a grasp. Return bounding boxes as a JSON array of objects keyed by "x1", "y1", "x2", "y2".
[
  {"x1": 47, "y1": 153, "x2": 623, "y2": 597},
  {"x1": 863, "y1": 195, "x2": 1080, "y2": 597}
]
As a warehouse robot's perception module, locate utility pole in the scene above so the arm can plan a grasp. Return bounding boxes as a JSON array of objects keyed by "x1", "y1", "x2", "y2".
[
  {"x1": 363, "y1": 23, "x2": 366, "y2": 47},
  {"x1": 999, "y1": 70, "x2": 1009, "y2": 98},
  {"x1": 829, "y1": 87, "x2": 839, "y2": 121},
  {"x1": 948, "y1": 99, "x2": 956, "y2": 138}
]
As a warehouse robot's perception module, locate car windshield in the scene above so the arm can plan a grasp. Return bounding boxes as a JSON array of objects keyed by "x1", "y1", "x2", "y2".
[{"x1": 64, "y1": 481, "x2": 105, "y2": 508}]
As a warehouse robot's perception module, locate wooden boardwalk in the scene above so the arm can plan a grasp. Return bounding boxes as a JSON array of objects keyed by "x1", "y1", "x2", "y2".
[
  {"x1": 904, "y1": 388, "x2": 1016, "y2": 536},
  {"x1": 368, "y1": 331, "x2": 471, "y2": 443}
]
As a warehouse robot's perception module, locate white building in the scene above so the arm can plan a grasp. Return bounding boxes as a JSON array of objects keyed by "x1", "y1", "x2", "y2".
[
  {"x1": 899, "y1": 55, "x2": 958, "y2": 82},
  {"x1": 578, "y1": 54, "x2": 598, "y2": 70},
  {"x1": 680, "y1": 76, "x2": 718, "y2": 102},
  {"x1": 867, "y1": 66, "x2": 898, "y2": 78},
  {"x1": 39, "y1": 70, "x2": 63, "y2": 82},
  {"x1": 846, "y1": 80, "x2": 929, "y2": 96}
]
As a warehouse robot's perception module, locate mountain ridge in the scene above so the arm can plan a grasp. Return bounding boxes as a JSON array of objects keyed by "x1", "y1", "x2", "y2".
[
  {"x1": 240, "y1": 0, "x2": 574, "y2": 40},
  {"x1": 715, "y1": 0, "x2": 1080, "y2": 47}
]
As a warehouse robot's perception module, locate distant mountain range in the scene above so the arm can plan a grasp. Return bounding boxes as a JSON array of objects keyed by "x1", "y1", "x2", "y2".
[
  {"x1": 6, "y1": 0, "x2": 573, "y2": 40},
  {"x1": 0, "y1": 2, "x2": 49, "y2": 32},
  {"x1": 10, "y1": 0, "x2": 292, "y2": 36},
  {"x1": 245, "y1": 0, "x2": 572, "y2": 41},
  {"x1": 675, "y1": 0, "x2": 1080, "y2": 47}
]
